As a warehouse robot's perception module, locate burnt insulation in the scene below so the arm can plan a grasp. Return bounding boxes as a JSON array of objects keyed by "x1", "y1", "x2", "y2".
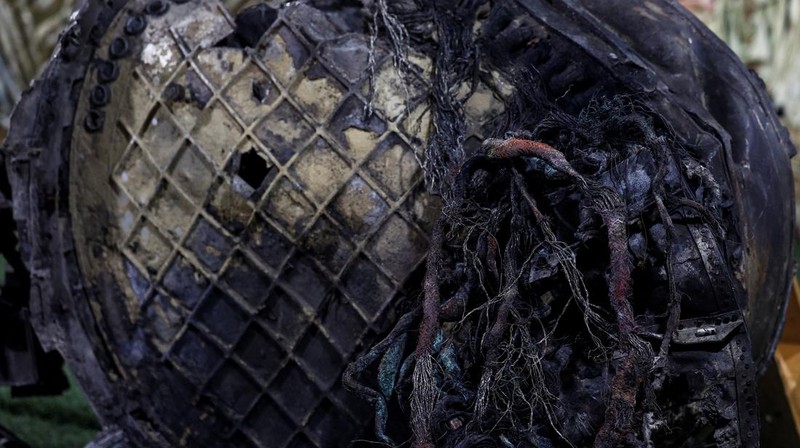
[
  {"x1": 348, "y1": 94, "x2": 753, "y2": 447},
  {"x1": 0, "y1": 0, "x2": 793, "y2": 447},
  {"x1": 346, "y1": 1, "x2": 795, "y2": 448}
]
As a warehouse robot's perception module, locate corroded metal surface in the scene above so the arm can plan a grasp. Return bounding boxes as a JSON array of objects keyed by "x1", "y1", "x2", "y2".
[
  {"x1": 69, "y1": 1, "x2": 435, "y2": 446},
  {"x1": 1, "y1": 0, "x2": 512, "y2": 446},
  {"x1": 0, "y1": 0, "x2": 794, "y2": 447},
  {"x1": 0, "y1": 1, "x2": 294, "y2": 134}
]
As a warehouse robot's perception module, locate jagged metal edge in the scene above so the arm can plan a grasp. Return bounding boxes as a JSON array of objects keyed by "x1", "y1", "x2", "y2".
[{"x1": 1, "y1": 0, "x2": 162, "y2": 445}]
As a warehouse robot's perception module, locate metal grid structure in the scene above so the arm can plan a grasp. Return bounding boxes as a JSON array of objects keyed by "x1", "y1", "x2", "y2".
[
  {"x1": 71, "y1": 1, "x2": 436, "y2": 446},
  {"x1": 63, "y1": 0, "x2": 513, "y2": 445},
  {"x1": 0, "y1": 0, "x2": 791, "y2": 446}
]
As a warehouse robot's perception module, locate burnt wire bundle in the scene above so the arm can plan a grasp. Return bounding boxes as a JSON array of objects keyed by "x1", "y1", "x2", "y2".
[
  {"x1": 346, "y1": 89, "x2": 738, "y2": 447},
  {"x1": 340, "y1": 0, "x2": 789, "y2": 446},
  {"x1": 0, "y1": 0, "x2": 792, "y2": 446}
]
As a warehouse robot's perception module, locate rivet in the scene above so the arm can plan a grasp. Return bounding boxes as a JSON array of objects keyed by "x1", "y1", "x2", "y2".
[
  {"x1": 90, "y1": 85, "x2": 111, "y2": 107},
  {"x1": 145, "y1": 0, "x2": 170, "y2": 15},
  {"x1": 85, "y1": 110, "x2": 106, "y2": 133},
  {"x1": 125, "y1": 15, "x2": 147, "y2": 35},
  {"x1": 89, "y1": 25, "x2": 104, "y2": 45},
  {"x1": 96, "y1": 60, "x2": 119, "y2": 83},
  {"x1": 109, "y1": 37, "x2": 130, "y2": 59}
]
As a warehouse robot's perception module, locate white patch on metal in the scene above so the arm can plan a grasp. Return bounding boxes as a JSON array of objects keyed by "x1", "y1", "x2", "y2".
[{"x1": 142, "y1": 42, "x2": 175, "y2": 70}]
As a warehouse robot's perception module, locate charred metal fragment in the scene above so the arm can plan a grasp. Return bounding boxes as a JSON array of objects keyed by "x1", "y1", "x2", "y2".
[
  {"x1": 145, "y1": 0, "x2": 169, "y2": 16},
  {"x1": 0, "y1": 1, "x2": 794, "y2": 448},
  {"x1": 251, "y1": 80, "x2": 270, "y2": 104},
  {"x1": 59, "y1": 24, "x2": 82, "y2": 61},
  {"x1": 345, "y1": 1, "x2": 795, "y2": 448},
  {"x1": 89, "y1": 85, "x2": 111, "y2": 107},
  {"x1": 84, "y1": 109, "x2": 105, "y2": 133},
  {"x1": 3, "y1": 1, "x2": 436, "y2": 446}
]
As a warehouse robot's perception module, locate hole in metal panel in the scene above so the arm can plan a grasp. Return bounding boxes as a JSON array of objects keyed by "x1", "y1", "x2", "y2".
[{"x1": 237, "y1": 147, "x2": 273, "y2": 191}]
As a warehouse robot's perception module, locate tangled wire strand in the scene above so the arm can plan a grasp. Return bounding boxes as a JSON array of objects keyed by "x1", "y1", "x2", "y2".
[{"x1": 345, "y1": 93, "x2": 729, "y2": 447}]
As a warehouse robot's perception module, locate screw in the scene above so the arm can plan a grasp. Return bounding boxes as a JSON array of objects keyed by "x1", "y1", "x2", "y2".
[
  {"x1": 109, "y1": 37, "x2": 130, "y2": 59},
  {"x1": 90, "y1": 85, "x2": 111, "y2": 107},
  {"x1": 252, "y1": 80, "x2": 270, "y2": 104},
  {"x1": 125, "y1": 15, "x2": 147, "y2": 35},
  {"x1": 84, "y1": 110, "x2": 106, "y2": 133},
  {"x1": 96, "y1": 60, "x2": 119, "y2": 83},
  {"x1": 145, "y1": 0, "x2": 170, "y2": 16}
]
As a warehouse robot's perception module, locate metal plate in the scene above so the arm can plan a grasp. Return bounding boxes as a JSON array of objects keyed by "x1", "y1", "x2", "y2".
[
  {"x1": 39, "y1": 0, "x2": 510, "y2": 445},
  {"x1": 69, "y1": 1, "x2": 435, "y2": 446}
]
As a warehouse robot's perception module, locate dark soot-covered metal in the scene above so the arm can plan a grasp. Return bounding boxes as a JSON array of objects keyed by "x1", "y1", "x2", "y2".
[{"x1": 0, "y1": 0, "x2": 794, "y2": 447}]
